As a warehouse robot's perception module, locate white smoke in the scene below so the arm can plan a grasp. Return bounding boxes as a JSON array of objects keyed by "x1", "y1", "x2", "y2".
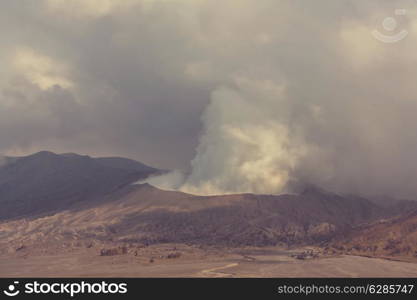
[
  {"x1": 143, "y1": 170, "x2": 186, "y2": 191},
  {"x1": 180, "y1": 85, "x2": 308, "y2": 195},
  {"x1": 144, "y1": 1, "x2": 417, "y2": 199},
  {"x1": 147, "y1": 79, "x2": 311, "y2": 195}
]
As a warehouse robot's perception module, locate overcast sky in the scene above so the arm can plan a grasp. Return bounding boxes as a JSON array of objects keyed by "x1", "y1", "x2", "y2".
[{"x1": 1, "y1": 0, "x2": 417, "y2": 197}]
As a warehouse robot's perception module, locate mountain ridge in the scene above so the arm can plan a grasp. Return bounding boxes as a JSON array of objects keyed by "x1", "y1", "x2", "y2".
[
  {"x1": 0, "y1": 151, "x2": 160, "y2": 221},
  {"x1": 1, "y1": 151, "x2": 417, "y2": 260}
]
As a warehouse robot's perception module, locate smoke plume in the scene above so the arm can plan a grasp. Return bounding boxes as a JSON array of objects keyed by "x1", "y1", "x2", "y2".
[{"x1": 2, "y1": 1, "x2": 417, "y2": 198}]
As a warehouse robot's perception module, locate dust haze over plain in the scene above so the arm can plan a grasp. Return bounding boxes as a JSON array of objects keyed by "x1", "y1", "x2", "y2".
[{"x1": 1, "y1": 0, "x2": 417, "y2": 198}]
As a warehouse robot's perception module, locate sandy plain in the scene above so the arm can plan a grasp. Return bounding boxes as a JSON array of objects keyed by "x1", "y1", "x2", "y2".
[{"x1": 1, "y1": 245, "x2": 416, "y2": 278}]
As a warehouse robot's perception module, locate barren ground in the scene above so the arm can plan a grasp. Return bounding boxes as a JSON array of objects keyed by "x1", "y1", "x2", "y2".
[{"x1": 1, "y1": 245, "x2": 416, "y2": 278}]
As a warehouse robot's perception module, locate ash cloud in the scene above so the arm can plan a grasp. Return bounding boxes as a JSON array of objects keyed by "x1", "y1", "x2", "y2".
[{"x1": 1, "y1": 1, "x2": 417, "y2": 198}]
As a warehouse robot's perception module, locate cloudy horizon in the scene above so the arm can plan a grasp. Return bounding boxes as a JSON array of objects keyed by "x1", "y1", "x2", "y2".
[{"x1": 1, "y1": 0, "x2": 417, "y2": 198}]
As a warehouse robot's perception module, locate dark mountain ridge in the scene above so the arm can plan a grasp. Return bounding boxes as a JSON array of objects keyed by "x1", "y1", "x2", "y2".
[{"x1": 0, "y1": 151, "x2": 159, "y2": 220}]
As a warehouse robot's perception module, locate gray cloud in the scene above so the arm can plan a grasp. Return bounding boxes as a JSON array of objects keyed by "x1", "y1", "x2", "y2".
[{"x1": 1, "y1": 0, "x2": 417, "y2": 198}]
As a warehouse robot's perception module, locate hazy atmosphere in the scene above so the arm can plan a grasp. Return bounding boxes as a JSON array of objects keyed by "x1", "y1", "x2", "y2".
[
  {"x1": 2, "y1": 1, "x2": 417, "y2": 283},
  {"x1": 1, "y1": 0, "x2": 417, "y2": 197}
]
